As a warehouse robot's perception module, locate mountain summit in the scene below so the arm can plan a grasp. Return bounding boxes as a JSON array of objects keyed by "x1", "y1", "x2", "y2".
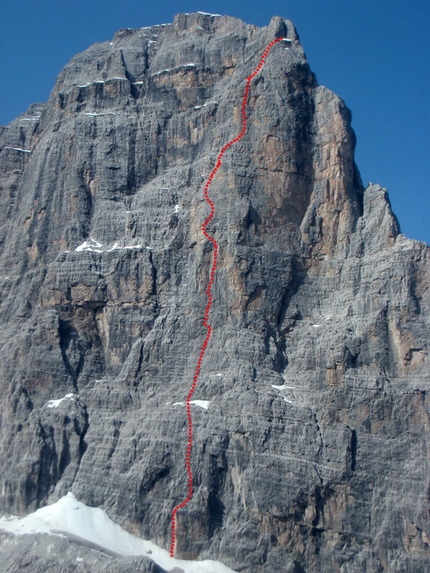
[{"x1": 0, "y1": 12, "x2": 429, "y2": 573}]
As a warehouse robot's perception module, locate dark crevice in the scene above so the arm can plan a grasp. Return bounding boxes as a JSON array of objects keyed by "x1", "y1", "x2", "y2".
[
  {"x1": 134, "y1": 341, "x2": 145, "y2": 383},
  {"x1": 59, "y1": 320, "x2": 80, "y2": 391},
  {"x1": 126, "y1": 127, "x2": 138, "y2": 195},
  {"x1": 139, "y1": 466, "x2": 170, "y2": 495},
  {"x1": 78, "y1": 406, "x2": 90, "y2": 456},
  {"x1": 350, "y1": 429, "x2": 357, "y2": 471},
  {"x1": 107, "y1": 420, "x2": 121, "y2": 460},
  {"x1": 58, "y1": 429, "x2": 71, "y2": 475},
  {"x1": 207, "y1": 452, "x2": 227, "y2": 538},
  {"x1": 208, "y1": 490, "x2": 225, "y2": 538},
  {"x1": 35, "y1": 422, "x2": 56, "y2": 507},
  {"x1": 58, "y1": 319, "x2": 91, "y2": 392},
  {"x1": 276, "y1": 257, "x2": 307, "y2": 331},
  {"x1": 150, "y1": 253, "x2": 158, "y2": 296}
]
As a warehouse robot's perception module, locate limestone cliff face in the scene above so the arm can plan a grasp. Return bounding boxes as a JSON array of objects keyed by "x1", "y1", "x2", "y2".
[{"x1": 0, "y1": 12, "x2": 429, "y2": 573}]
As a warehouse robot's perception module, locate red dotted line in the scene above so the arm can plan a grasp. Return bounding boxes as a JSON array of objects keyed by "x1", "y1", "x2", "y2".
[{"x1": 170, "y1": 37, "x2": 287, "y2": 558}]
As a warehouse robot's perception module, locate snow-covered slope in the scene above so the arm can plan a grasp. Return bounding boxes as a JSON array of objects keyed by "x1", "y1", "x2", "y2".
[{"x1": 0, "y1": 493, "x2": 237, "y2": 573}]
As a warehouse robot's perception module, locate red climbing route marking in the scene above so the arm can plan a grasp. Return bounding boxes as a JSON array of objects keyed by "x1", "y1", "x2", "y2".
[{"x1": 170, "y1": 37, "x2": 289, "y2": 557}]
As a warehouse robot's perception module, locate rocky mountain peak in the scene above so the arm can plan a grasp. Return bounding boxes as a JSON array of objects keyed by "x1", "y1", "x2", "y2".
[{"x1": 0, "y1": 12, "x2": 429, "y2": 573}]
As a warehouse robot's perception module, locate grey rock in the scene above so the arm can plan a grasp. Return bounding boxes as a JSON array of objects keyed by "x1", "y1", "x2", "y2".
[{"x1": 0, "y1": 11, "x2": 429, "y2": 573}]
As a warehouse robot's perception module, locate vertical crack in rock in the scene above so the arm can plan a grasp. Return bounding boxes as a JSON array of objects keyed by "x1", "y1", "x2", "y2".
[{"x1": 58, "y1": 319, "x2": 85, "y2": 392}]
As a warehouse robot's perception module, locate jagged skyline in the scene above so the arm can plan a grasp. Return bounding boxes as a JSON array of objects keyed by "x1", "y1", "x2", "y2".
[
  {"x1": 0, "y1": 13, "x2": 429, "y2": 571},
  {"x1": 1, "y1": 0, "x2": 428, "y2": 246}
]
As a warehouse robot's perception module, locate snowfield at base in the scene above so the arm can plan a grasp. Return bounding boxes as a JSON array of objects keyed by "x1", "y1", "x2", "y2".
[{"x1": 0, "y1": 493, "x2": 237, "y2": 573}]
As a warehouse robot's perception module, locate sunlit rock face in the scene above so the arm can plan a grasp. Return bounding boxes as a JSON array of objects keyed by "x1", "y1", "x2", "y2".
[{"x1": 0, "y1": 12, "x2": 429, "y2": 573}]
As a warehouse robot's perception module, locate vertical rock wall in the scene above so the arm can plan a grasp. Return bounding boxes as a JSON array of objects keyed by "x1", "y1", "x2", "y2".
[{"x1": 0, "y1": 12, "x2": 429, "y2": 573}]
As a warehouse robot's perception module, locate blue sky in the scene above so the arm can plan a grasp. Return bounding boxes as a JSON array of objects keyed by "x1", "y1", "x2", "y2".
[{"x1": 1, "y1": 0, "x2": 428, "y2": 245}]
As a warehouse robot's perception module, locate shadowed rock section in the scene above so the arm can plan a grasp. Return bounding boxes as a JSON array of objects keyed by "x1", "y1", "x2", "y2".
[{"x1": 0, "y1": 12, "x2": 429, "y2": 573}]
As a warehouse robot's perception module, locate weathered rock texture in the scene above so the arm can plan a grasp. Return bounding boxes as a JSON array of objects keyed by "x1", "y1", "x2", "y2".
[{"x1": 0, "y1": 12, "x2": 429, "y2": 573}]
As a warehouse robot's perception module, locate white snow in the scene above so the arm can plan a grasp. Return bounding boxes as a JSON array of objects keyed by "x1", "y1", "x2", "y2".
[
  {"x1": 272, "y1": 384, "x2": 294, "y2": 404},
  {"x1": 174, "y1": 205, "x2": 180, "y2": 213},
  {"x1": 75, "y1": 239, "x2": 103, "y2": 253},
  {"x1": 108, "y1": 243, "x2": 142, "y2": 251},
  {"x1": 312, "y1": 324, "x2": 321, "y2": 328},
  {"x1": 197, "y1": 12, "x2": 222, "y2": 16},
  {"x1": 194, "y1": 101, "x2": 218, "y2": 110},
  {"x1": 173, "y1": 400, "x2": 210, "y2": 410},
  {"x1": 75, "y1": 239, "x2": 142, "y2": 253},
  {"x1": 132, "y1": 81, "x2": 144, "y2": 85},
  {"x1": 20, "y1": 117, "x2": 39, "y2": 121},
  {"x1": 3, "y1": 147, "x2": 31, "y2": 153},
  {"x1": 192, "y1": 400, "x2": 210, "y2": 410},
  {"x1": 84, "y1": 112, "x2": 116, "y2": 117},
  {"x1": 184, "y1": 63, "x2": 196, "y2": 67},
  {"x1": 153, "y1": 69, "x2": 171, "y2": 75},
  {"x1": 0, "y1": 493, "x2": 236, "y2": 572},
  {"x1": 46, "y1": 393, "x2": 76, "y2": 409},
  {"x1": 281, "y1": 38, "x2": 292, "y2": 43},
  {"x1": 148, "y1": 40, "x2": 157, "y2": 44},
  {"x1": 78, "y1": 84, "x2": 90, "y2": 88}
]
